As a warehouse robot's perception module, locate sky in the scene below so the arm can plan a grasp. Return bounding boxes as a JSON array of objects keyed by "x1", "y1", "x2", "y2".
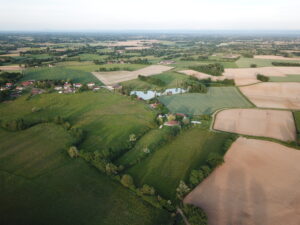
[{"x1": 0, "y1": 0, "x2": 300, "y2": 31}]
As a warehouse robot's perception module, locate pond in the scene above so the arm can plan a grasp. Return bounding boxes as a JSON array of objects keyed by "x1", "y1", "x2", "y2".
[{"x1": 131, "y1": 88, "x2": 186, "y2": 100}]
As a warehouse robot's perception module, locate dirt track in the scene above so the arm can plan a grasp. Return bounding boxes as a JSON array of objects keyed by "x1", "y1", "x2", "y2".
[
  {"x1": 214, "y1": 108, "x2": 296, "y2": 141},
  {"x1": 92, "y1": 65, "x2": 172, "y2": 85},
  {"x1": 184, "y1": 137, "x2": 300, "y2": 225},
  {"x1": 239, "y1": 82, "x2": 300, "y2": 109}
]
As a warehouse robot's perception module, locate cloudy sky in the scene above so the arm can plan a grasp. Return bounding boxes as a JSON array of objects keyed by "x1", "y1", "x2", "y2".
[{"x1": 0, "y1": 0, "x2": 300, "y2": 31}]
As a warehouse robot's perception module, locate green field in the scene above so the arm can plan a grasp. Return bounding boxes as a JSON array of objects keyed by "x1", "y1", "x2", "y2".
[
  {"x1": 117, "y1": 128, "x2": 171, "y2": 166},
  {"x1": 0, "y1": 123, "x2": 171, "y2": 225},
  {"x1": 127, "y1": 128, "x2": 231, "y2": 200},
  {"x1": 121, "y1": 71, "x2": 188, "y2": 90},
  {"x1": 23, "y1": 67, "x2": 101, "y2": 83},
  {"x1": 236, "y1": 57, "x2": 300, "y2": 68},
  {"x1": 0, "y1": 91, "x2": 155, "y2": 155},
  {"x1": 269, "y1": 75, "x2": 300, "y2": 82},
  {"x1": 159, "y1": 87, "x2": 253, "y2": 115}
]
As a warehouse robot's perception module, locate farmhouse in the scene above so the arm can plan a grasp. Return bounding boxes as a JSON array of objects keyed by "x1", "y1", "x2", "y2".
[
  {"x1": 74, "y1": 83, "x2": 83, "y2": 88},
  {"x1": 150, "y1": 103, "x2": 160, "y2": 109},
  {"x1": 15, "y1": 86, "x2": 24, "y2": 91},
  {"x1": 164, "y1": 120, "x2": 180, "y2": 127},
  {"x1": 54, "y1": 86, "x2": 63, "y2": 91},
  {"x1": 64, "y1": 82, "x2": 71, "y2": 89},
  {"x1": 21, "y1": 81, "x2": 34, "y2": 87},
  {"x1": 87, "y1": 82, "x2": 95, "y2": 88},
  {"x1": 5, "y1": 83, "x2": 13, "y2": 88}
]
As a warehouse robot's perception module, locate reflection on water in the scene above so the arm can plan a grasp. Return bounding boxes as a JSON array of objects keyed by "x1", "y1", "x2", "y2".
[{"x1": 131, "y1": 88, "x2": 186, "y2": 100}]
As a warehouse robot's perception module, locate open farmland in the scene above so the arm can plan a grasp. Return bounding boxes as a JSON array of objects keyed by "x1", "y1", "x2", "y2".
[
  {"x1": 214, "y1": 108, "x2": 296, "y2": 142},
  {"x1": 159, "y1": 87, "x2": 253, "y2": 115},
  {"x1": 23, "y1": 67, "x2": 101, "y2": 83},
  {"x1": 254, "y1": 55, "x2": 300, "y2": 61},
  {"x1": 0, "y1": 91, "x2": 155, "y2": 154},
  {"x1": 236, "y1": 57, "x2": 300, "y2": 68},
  {"x1": 92, "y1": 65, "x2": 173, "y2": 85},
  {"x1": 180, "y1": 67, "x2": 300, "y2": 86},
  {"x1": 0, "y1": 65, "x2": 23, "y2": 71},
  {"x1": 0, "y1": 124, "x2": 170, "y2": 225},
  {"x1": 184, "y1": 137, "x2": 300, "y2": 225},
  {"x1": 121, "y1": 71, "x2": 187, "y2": 90},
  {"x1": 127, "y1": 128, "x2": 232, "y2": 200},
  {"x1": 239, "y1": 82, "x2": 300, "y2": 109},
  {"x1": 269, "y1": 74, "x2": 300, "y2": 82}
]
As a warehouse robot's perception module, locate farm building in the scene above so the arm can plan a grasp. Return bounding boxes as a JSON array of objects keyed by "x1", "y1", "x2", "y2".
[
  {"x1": 164, "y1": 120, "x2": 180, "y2": 127},
  {"x1": 87, "y1": 82, "x2": 95, "y2": 88}
]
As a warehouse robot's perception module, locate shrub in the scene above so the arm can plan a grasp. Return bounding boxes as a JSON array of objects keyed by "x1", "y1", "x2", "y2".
[
  {"x1": 140, "y1": 184, "x2": 155, "y2": 195},
  {"x1": 182, "y1": 204, "x2": 208, "y2": 225},
  {"x1": 250, "y1": 64, "x2": 257, "y2": 68},
  {"x1": 206, "y1": 153, "x2": 224, "y2": 168},
  {"x1": 120, "y1": 174, "x2": 135, "y2": 189},
  {"x1": 68, "y1": 146, "x2": 79, "y2": 158},
  {"x1": 176, "y1": 180, "x2": 190, "y2": 199},
  {"x1": 257, "y1": 74, "x2": 269, "y2": 82}
]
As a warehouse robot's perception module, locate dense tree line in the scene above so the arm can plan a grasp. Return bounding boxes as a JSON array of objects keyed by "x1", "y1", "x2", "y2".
[
  {"x1": 189, "y1": 63, "x2": 224, "y2": 76},
  {"x1": 0, "y1": 72, "x2": 23, "y2": 85},
  {"x1": 257, "y1": 74, "x2": 269, "y2": 82},
  {"x1": 138, "y1": 75, "x2": 166, "y2": 86},
  {"x1": 272, "y1": 62, "x2": 300, "y2": 66}
]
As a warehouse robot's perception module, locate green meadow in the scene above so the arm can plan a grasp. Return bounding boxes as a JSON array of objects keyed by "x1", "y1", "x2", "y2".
[
  {"x1": 127, "y1": 128, "x2": 232, "y2": 200},
  {"x1": 0, "y1": 123, "x2": 171, "y2": 225},
  {"x1": 23, "y1": 67, "x2": 100, "y2": 83},
  {"x1": 159, "y1": 87, "x2": 253, "y2": 115}
]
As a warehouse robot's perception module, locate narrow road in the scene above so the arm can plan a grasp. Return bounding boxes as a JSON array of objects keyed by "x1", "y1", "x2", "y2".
[{"x1": 177, "y1": 208, "x2": 191, "y2": 225}]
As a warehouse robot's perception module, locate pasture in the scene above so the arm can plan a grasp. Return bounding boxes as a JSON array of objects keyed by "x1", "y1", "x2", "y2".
[
  {"x1": 0, "y1": 124, "x2": 170, "y2": 225},
  {"x1": 0, "y1": 91, "x2": 155, "y2": 155},
  {"x1": 127, "y1": 128, "x2": 232, "y2": 200},
  {"x1": 269, "y1": 74, "x2": 300, "y2": 82},
  {"x1": 184, "y1": 137, "x2": 300, "y2": 225},
  {"x1": 23, "y1": 67, "x2": 101, "y2": 84},
  {"x1": 159, "y1": 87, "x2": 253, "y2": 115},
  {"x1": 214, "y1": 109, "x2": 296, "y2": 142}
]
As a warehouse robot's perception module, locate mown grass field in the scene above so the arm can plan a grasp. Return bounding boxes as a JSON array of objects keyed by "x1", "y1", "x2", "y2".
[
  {"x1": 235, "y1": 57, "x2": 300, "y2": 68},
  {"x1": 127, "y1": 128, "x2": 232, "y2": 200},
  {"x1": 0, "y1": 91, "x2": 155, "y2": 154},
  {"x1": 159, "y1": 87, "x2": 253, "y2": 115},
  {"x1": 22, "y1": 66, "x2": 101, "y2": 83},
  {"x1": 121, "y1": 71, "x2": 188, "y2": 90},
  {"x1": 269, "y1": 75, "x2": 300, "y2": 82},
  {"x1": 0, "y1": 123, "x2": 171, "y2": 225}
]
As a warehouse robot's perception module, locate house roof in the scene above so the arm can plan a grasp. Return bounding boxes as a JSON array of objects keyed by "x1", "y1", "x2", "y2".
[{"x1": 164, "y1": 120, "x2": 180, "y2": 126}]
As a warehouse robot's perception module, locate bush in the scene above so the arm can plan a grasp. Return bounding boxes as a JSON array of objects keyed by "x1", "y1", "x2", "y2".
[
  {"x1": 257, "y1": 74, "x2": 269, "y2": 82},
  {"x1": 120, "y1": 174, "x2": 135, "y2": 189},
  {"x1": 176, "y1": 180, "x2": 190, "y2": 199},
  {"x1": 250, "y1": 64, "x2": 257, "y2": 68},
  {"x1": 1, "y1": 119, "x2": 27, "y2": 131},
  {"x1": 140, "y1": 184, "x2": 155, "y2": 195},
  {"x1": 182, "y1": 204, "x2": 208, "y2": 225},
  {"x1": 68, "y1": 146, "x2": 79, "y2": 158},
  {"x1": 206, "y1": 153, "x2": 224, "y2": 168}
]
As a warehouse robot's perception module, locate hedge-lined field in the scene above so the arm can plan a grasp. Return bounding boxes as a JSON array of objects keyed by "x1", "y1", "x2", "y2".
[
  {"x1": 127, "y1": 128, "x2": 232, "y2": 200},
  {"x1": 0, "y1": 124, "x2": 171, "y2": 225}
]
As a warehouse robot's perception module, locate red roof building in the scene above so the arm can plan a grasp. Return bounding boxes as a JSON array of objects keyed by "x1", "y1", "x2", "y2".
[{"x1": 164, "y1": 120, "x2": 180, "y2": 127}]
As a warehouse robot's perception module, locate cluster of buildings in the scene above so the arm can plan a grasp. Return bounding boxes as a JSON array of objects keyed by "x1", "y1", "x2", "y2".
[
  {"x1": 0, "y1": 80, "x2": 35, "y2": 92},
  {"x1": 54, "y1": 82, "x2": 101, "y2": 94}
]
